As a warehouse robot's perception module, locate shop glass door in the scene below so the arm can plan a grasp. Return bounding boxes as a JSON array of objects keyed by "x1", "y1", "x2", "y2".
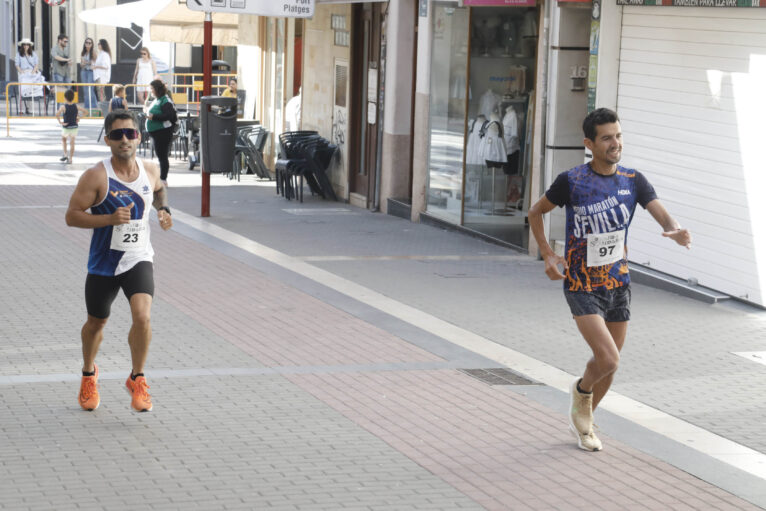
[{"x1": 463, "y1": 6, "x2": 538, "y2": 248}]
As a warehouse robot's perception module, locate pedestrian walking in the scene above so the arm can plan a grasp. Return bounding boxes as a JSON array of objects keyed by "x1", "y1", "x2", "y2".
[
  {"x1": 15, "y1": 38, "x2": 43, "y2": 115},
  {"x1": 65, "y1": 109, "x2": 173, "y2": 413},
  {"x1": 55, "y1": 89, "x2": 87, "y2": 164},
  {"x1": 50, "y1": 34, "x2": 72, "y2": 84},
  {"x1": 93, "y1": 39, "x2": 112, "y2": 103},
  {"x1": 144, "y1": 79, "x2": 177, "y2": 186},
  {"x1": 528, "y1": 108, "x2": 692, "y2": 452},
  {"x1": 79, "y1": 37, "x2": 97, "y2": 111},
  {"x1": 132, "y1": 47, "x2": 156, "y2": 104}
]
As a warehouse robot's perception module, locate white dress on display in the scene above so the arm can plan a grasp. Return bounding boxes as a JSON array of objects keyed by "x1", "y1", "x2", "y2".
[
  {"x1": 478, "y1": 115, "x2": 507, "y2": 164},
  {"x1": 465, "y1": 115, "x2": 486, "y2": 166},
  {"x1": 502, "y1": 107, "x2": 520, "y2": 155}
]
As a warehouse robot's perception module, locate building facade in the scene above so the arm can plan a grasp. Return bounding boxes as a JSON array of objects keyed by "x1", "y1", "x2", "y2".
[
  {"x1": 590, "y1": 2, "x2": 766, "y2": 306},
  {"x1": 410, "y1": 0, "x2": 766, "y2": 308}
]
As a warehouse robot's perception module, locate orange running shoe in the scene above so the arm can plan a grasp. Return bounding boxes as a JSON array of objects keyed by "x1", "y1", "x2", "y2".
[
  {"x1": 125, "y1": 374, "x2": 153, "y2": 412},
  {"x1": 78, "y1": 364, "x2": 100, "y2": 411}
]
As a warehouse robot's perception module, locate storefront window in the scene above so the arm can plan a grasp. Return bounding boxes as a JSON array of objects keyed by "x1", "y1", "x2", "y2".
[
  {"x1": 426, "y1": 4, "x2": 538, "y2": 248},
  {"x1": 426, "y1": 4, "x2": 469, "y2": 223},
  {"x1": 463, "y1": 7, "x2": 537, "y2": 248}
]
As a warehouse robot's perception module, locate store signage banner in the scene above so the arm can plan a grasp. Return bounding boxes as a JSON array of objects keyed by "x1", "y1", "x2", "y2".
[
  {"x1": 462, "y1": 0, "x2": 537, "y2": 6},
  {"x1": 617, "y1": 0, "x2": 765, "y2": 6},
  {"x1": 187, "y1": 0, "x2": 315, "y2": 17}
]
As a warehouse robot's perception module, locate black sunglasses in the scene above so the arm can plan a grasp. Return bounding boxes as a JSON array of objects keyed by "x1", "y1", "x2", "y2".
[{"x1": 106, "y1": 128, "x2": 139, "y2": 141}]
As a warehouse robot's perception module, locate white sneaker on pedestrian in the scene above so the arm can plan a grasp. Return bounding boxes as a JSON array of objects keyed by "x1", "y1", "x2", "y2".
[
  {"x1": 569, "y1": 423, "x2": 603, "y2": 451},
  {"x1": 569, "y1": 378, "x2": 594, "y2": 435}
]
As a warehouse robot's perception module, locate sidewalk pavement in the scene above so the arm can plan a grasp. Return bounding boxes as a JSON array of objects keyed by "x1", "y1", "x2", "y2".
[{"x1": 1, "y1": 118, "x2": 766, "y2": 510}]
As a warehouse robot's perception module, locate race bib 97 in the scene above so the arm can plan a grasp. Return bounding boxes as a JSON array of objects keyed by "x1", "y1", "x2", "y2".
[
  {"x1": 586, "y1": 230, "x2": 625, "y2": 267},
  {"x1": 110, "y1": 219, "x2": 148, "y2": 252}
]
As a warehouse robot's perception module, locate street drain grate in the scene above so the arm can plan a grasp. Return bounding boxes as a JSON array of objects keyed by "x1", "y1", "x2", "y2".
[{"x1": 460, "y1": 368, "x2": 541, "y2": 386}]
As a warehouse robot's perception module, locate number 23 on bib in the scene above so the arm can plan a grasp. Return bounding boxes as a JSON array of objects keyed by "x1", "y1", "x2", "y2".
[
  {"x1": 110, "y1": 219, "x2": 148, "y2": 251},
  {"x1": 586, "y1": 229, "x2": 625, "y2": 267}
]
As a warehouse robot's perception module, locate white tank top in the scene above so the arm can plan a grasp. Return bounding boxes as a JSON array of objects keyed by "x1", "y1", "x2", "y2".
[{"x1": 87, "y1": 158, "x2": 155, "y2": 276}]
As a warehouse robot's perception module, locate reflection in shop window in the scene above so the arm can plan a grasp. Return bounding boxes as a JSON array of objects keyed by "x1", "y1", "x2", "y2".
[{"x1": 426, "y1": 4, "x2": 469, "y2": 223}]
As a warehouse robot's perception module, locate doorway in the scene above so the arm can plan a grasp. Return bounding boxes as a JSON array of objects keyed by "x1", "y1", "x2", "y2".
[{"x1": 348, "y1": 3, "x2": 383, "y2": 207}]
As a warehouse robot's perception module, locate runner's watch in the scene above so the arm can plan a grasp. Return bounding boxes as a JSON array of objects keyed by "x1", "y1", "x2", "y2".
[{"x1": 158, "y1": 206, "x2": 171, "y2": 216}]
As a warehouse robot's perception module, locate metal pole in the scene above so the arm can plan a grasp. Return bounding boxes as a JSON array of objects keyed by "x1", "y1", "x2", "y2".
[{"x1": 201, "y1": 11, "x2": 212, "y2": 217}]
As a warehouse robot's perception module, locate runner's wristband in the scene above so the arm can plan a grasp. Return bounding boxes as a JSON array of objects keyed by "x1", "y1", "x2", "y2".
[{"x1": 158, "y1": 206, "x2": 171, "y2": 216}]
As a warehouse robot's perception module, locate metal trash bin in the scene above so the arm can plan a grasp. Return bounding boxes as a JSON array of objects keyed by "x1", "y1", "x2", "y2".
[{"x1": 200, "y1": 96, "x2": 237, "y2": 174}]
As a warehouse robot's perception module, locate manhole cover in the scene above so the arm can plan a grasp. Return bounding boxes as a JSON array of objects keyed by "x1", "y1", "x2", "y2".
[{"x1": 460, "y1": 368, "x2": 541, "y2": 386}]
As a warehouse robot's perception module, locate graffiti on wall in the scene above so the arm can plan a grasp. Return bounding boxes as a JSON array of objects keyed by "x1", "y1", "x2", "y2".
[{"x1": 332, "y1": 105, "x2": 346, "y2": 149}]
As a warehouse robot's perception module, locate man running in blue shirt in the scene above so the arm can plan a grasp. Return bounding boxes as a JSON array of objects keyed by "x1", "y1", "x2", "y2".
[{"x1": 528, "y1": 108, "x2": 691, "y2": 451}]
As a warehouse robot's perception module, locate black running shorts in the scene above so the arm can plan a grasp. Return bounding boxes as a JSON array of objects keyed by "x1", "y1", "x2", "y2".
[
  {"x1": 564, "y1": 285, "x2": 631, "y2": 322},
  {"x1": 85, "y1": 261, "x2": 154, "y2": 319}
]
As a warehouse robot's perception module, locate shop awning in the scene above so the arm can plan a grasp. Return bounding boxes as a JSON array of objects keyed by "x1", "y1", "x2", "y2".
[
  {"x1": 150, "y1": 1, "x2": 239, "y2": 46},
  {"x1": 79, "y1": 0, "x2": 238, "y2": 46},
  {"x1": 78, "y1": 0, "x2": 167, "y2": 28}
]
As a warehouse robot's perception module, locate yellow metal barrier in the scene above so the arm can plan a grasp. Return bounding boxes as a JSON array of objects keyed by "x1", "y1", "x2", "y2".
[
  {"x1": 5, "y1": 81, "x2": 143, "y2": 136},
  {"x1": 5, "y1": 75, "x2": 237, "y2": 136}
]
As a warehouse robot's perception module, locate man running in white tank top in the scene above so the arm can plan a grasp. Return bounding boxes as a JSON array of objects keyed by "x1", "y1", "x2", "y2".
[{"x1": 65, "y1": 109, "x2": 173, "y2": 412}]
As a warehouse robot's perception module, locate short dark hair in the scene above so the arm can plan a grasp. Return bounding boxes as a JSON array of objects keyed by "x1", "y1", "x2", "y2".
[
  {"x1": 64, "y1": 89, "x2": 74, "y2": 102},
  {"x1": 583, "y1": 108, "x2": 620, "y2": 141},
  {"x1": 150, "y1": 79, "x2": 167, "y2": 98},
  {"x1": 58, "y1": 34, "x2": 68, "y2": 41},
  {"x1": 104, "y1": 109, "x2": 138, "y2": 133}
]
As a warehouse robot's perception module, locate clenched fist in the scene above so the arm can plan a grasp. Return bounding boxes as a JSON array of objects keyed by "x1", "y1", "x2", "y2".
[{"x1": 111, "y1": 202, "x2": 133, "y2": 225}]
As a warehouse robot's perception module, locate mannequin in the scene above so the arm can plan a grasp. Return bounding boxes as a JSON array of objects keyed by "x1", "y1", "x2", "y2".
[
  {"x1": 478, "y1": 89, "x2": 501, "y2": 119},
  {"x1": 478, "y1": 113, "x2": 507, "y2": 212}
]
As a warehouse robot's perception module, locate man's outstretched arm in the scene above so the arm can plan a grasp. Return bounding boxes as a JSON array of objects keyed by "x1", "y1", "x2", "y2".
[{"x1": 645, "y1": 199, "x2": 692, "y2": 249}]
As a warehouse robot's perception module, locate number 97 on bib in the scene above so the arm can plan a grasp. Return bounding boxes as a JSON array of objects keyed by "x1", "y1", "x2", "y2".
[{"x1": 586, "y1": 230, "x2": 625, "y2": 267}]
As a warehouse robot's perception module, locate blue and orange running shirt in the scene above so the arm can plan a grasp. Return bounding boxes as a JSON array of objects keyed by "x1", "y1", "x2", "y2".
[{"x1": 545, "y1": 163, "x2": 657, "y2": 292}]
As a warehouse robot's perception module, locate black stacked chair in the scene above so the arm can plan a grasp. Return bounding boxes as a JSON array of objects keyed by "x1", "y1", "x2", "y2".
[
  {"x1": 233, "y1": 125, "x2": 271, "y2": 180},
  {"x1": 173, "y1": 111, "x2": 191, "y2": 161},
  {"x1": 275, "y1": 131, "x2": 338, "y2": 202},
  {"x1": 276, "y1": 131, "x2": 317, "y2": 200},
  {"x1": 187, "y1": 116, "x2": 201, "y2": 170}
]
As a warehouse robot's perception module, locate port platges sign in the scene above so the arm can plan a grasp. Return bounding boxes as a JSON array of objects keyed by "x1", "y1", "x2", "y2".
[{"x1": 187, "y1": 0, "x2": 315, "y2": 18}]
